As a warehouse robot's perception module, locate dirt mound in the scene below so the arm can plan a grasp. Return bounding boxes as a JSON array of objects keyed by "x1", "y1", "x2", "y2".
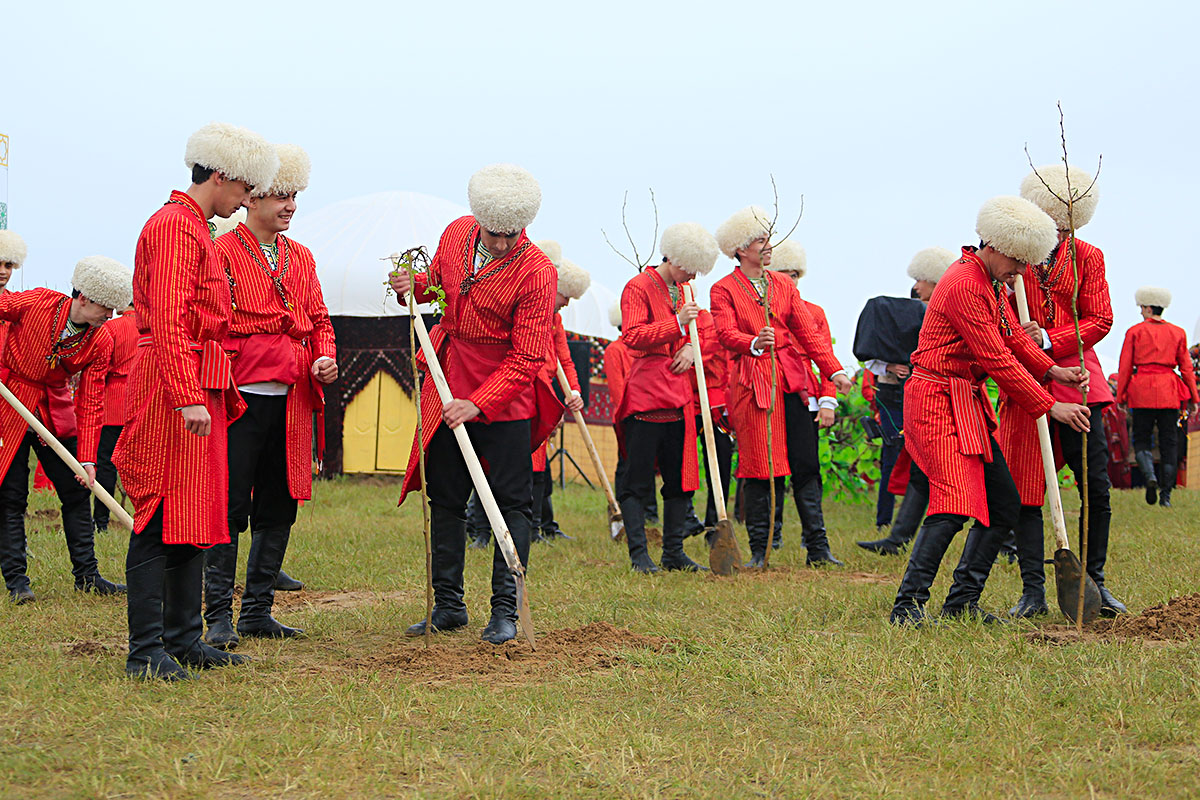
[
  {"x1": 325, "y1": 622, "x2": 673, "y2": 684},
  {"x1": 62, "y1": 640, "x2": 121, "y2": 657},
  {"x1": 273, "y1": 589, "x2": 409, "y2": 611},
  {"x1": 28, "y1": 508, "x2": 59, "y2": 522},
  {"x1": 1025, "y1": 593, "x2": 1200, "y2": 645}
]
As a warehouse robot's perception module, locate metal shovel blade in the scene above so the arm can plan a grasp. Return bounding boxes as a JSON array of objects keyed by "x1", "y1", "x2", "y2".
[
  {"x1": 515, "y1": 572, "x2": 536, "y2": 650},
  {"x1": 1052, "y1": 549, "x2": 1103, "y2": 625},
  {"x1": 609, "y1": 510, "x2": 625, "y2": 542},
  {"x1": 708, "y1": 519, "x2": 742, "y2": 576}
]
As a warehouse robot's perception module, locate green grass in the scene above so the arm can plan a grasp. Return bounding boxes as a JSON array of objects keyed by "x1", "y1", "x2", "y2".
[{"x1": 2, "y1": 478, "x2": 1198, "y2": 799}]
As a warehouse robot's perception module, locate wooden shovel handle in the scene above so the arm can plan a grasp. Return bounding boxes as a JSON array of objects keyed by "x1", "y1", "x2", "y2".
[
  {"x1": 681, "y1": 285, "x2": 728, "y2": 522},
  {"x1": 554, "y1": 362, "x2": 620, "y2": 516}
]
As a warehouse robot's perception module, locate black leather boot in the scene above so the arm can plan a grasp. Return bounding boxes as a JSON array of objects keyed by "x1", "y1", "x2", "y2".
[
  {"x1": 858, "y1": 477, "x2": 928, "y2": 555},
  {"x1": 125, "y1": 554, "x2": 191, "y2": 681},
  {"x1": 466, "y1": 492, "x2": 491, "y2": 549},
  {"x1": 742, "y1": 479, "x2": 771, "y2": 568},
  {"x1": 406, "y1": 505, "x2": 471, "y2": 635},
  {"x1": 1008, "y1": 506, "x2": 1048, "y2": 617},
  {"x1": 683, "y1": 503, "x2": 706, "y2": 540},
  {"x1": 64, "y1": 489, "x2": 125, "y2": 595},
  {"x1": 890, "y1": 514, "x2": 965, "y2": 625},
  {"x1": 1135, "y1": 450, "x2": 1158, "y2": 505},
  {"x1": 484, "y1": 504, "x2": 531, "y2": 643},
  {"x1": 274, "y1": 569, "x2": 304, "y2": 591},
  {"x1": 238, "y1": 528, "x2": 304, "y2": 639},
  {"x1": 940, "y1": 523, "x2": 1006, "y2": 622},
  {"x1": 797, "y1": 477, "x2": 842, "y2": 566},
  {"x1": 619, "y1": 495, "x2": 658, "y2": 573},
  {"x1": 1159, "y1": 463, "x2": 1176, "y2": 508},
  {"x1": 660, "y1": 496, "x2": 707, "y2": 572},
  {"x1": 530, "y1": 471, "x2": 547, "y2": 544},
  {"x1": 165, "y1": 549, "x2": 250, "y2": 669},
  {"x1": 203, "y1": 530, "x2": 239, "y2": 650}
]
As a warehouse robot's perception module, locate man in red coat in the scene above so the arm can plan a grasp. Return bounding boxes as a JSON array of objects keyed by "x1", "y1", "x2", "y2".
[
  {"x1": 116, "y1": 122, "x2": 277, "y2": 680},
  {"x1": 711, "y1": 206, "x2": 852, "y2": 568},
  {"x1": 391, "y1": 164, "x2": 558, "y2": 645},
  {"x1": 616, "y1": 222, "x2": 720, "y2": 573},
  {"x1": 92, "y1": 304, "x2": 137, "y2": 533},
  {"x1": 891, "y1": 196, "x2": 1091, "y2": 625},
  {"x1": 203, "y1": 144, "x2": 338, "y2": 649},
  {"x1": 950, "y1": 166, "x2": 1127, "y2": 620},
  {"x1": 0, "y1": 257, "x2": 130, "y2": 604},
  {"x1": 1118, "y1": 286, "x2": 1198, "y2": 507},
  {"x1": 527, "y1": 242, "x2": 586, "y2": 543},
  {"x1": 603, "y1": 304, "x2": 659, "y2": 527}
]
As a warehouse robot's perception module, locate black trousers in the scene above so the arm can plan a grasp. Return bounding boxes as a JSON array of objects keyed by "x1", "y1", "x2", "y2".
[
  {"x1": 619, "y1": 417, "x2": 691, "y2": 504},
  {"x1": 614, "y1": 454, "x2": 658, "y2": 521},
  {"x1": 93, "y1": 424, "x2": 123, "y2": 528},
  {"x1": 0, "y1": 432, "x2": 98, "y2": 591},
  {"x1": 228, "y1": 394, "x2": 298, "y2": 535},
  {"x1": 874, "y1": 383, "x2": 904, "y2": 527},
  {"x1": 425, "y1": 419, "x2": 533, "y2": 616},
  {"x1": 127, "y1": 506, "x2": 201, "y2": 570},
  {"x1": 1132, "y1": 408, "x2": 1180, "y2": 474},
  {"x1": 696, "y1": 413, "x2": 733, "y2": 528},
  {"x1": 783, "y1": 393, "x2": 820, "y2": 487},
  {"x1": 1052, "y1": 406, "x2": 1113, "y2": 584}
]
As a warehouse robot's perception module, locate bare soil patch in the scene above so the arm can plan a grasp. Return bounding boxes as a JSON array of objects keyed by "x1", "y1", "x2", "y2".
[
  {"x1": 321, "y1": 621, "x2": 673, "y2": 684},
  {"x1": 273, "y1": 589, "x2": 410, "y2": 611},
  {"x1": 61, "y1": 639, "x2": 122, "y2": 657},
  {"x1": 1025, "y1": 593, "x2": 1200, "y2": 645}
]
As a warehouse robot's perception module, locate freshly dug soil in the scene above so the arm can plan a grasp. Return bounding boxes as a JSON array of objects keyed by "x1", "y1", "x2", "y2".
[
  {"x1": 327, "y1": 621, "x2": 673, "y2": 684},
  {"x1": 1026, "y1": 593, "x2": 1200, "y2": 645}
]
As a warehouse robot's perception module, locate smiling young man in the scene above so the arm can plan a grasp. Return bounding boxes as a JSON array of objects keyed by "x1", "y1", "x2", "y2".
[
  {"x1": 710, "y1": 207, "x2": 853, "y2": 569},
  {"x1": 115, "y1": 122, "x2": 277, "y2": 680},
  {"x1": 203, "y1": 144, "x2": 337, "y2": 649},
  {"x1": 889, "y1": 196, "x2": 1092, "y2": 625},
  {"x1": 614, "y1": 222, "x2": 720, "y2": 574},
  {"x1": 0, "y1": 256, "x2": 131, "y2": 604},
  {"x1": 390, "y1": 164, "x2": 559, "y2": 645}
]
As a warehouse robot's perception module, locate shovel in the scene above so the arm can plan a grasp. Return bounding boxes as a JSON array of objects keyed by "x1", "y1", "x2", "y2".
[
  {"x1": 409, "y1": 312, "x2": 536, "y2": 648},
  {"x1": 554, "y1": 362, "x2": 625, "y2": 541},
  {"x1": 1013, "y1": 275, "x2": 1101, "y2": 624},
  {"x1": 682, "y1": 285, "x2": 741, "y2": 575},
  {"x1": 0, "y1": 377, "x2": 135, "y2": 530}
]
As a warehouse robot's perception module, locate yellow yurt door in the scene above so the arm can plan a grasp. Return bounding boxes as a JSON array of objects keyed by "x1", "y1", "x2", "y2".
[{"x1": 342, "y1": 370, "x2": 417, "y2": 473}]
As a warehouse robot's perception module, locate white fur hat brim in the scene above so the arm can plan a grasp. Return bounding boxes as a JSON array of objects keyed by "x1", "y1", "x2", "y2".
[
  {"x1": 468, "y1": 163, "x2": 541, "y2": 234},
  {"x1": 976, "y1": 196, "x2": 1058, "y2": 266},
  {"x1": 661, "y1": 222, "x2": 719, "y2": 276},
  {"x1": 0, "y1": 230, "x2": 28, "y2": 267},
  {"x1": 715, "y1": 205, "x2": 771, "y2": 259},
  {"x1": 535, "y1": 239, "x2": 563, "y2": 267},
  {"x1": 72, "y1": 256, "x2": 133, "y2": 310},
  {"x1": 906, "y1": 246, "x2": 957, "y2": 283},
  {"x1": 185, "y1": 122, "x2": 280, "y2": 192},
  {"x1": 1135, "y1": 286, "x2": 1171, "y2": 309},
  {"x1": 609, "y1": 301, "x2": 622, "y2": 328},
  {"x1": 210, "y1": 208, "x2": 247, "y2": 239},
  {"x1": 259, "y1": 143, "x2": 310, "y2": 197},
  {"x1": 767, "y1": 239, "x2": 807, "y2": 277},
  {"x1": 1020, "y1": 164, "x2": 1099, "y2": 230},
  {"x1": 557, "y1": 258, "x2": 591, "y2": 300}
]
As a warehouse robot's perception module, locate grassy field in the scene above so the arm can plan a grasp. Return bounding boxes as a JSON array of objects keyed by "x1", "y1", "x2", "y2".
[{"x1": 1, "y1": 477, "x2": 1198, "y2": 799}]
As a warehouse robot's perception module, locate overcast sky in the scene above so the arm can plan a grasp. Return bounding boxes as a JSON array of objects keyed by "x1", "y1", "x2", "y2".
[{"x1": 5, "y1": 0, "x2": 1198, "y2": 371}]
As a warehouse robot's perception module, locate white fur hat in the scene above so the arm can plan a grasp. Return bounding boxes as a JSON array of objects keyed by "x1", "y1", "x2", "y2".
[
  {"x1": 767, "y1": 239, "x2": 807, "y2": 277},
  {"x1": 535, "y1": 239, "x2": 563, "y2": 267},
  {"x1": 557, "y1": 258, "x2": 591, "y2": 300},
  {"x1": 467, "y1": 163, "x2": 541, "y2": 234},
  {"x1": 184, "y1": 122, "x2": 279, "y2": 191},
  {"x1": 72, "y1": 256, "x2": 133, "y2": 310},
  {"x1": 661, "y1": 222, "x2": 719, "y2": 276},
  {"x1": 211, "y1": 207, "x2": 246, "y2": 239},
  {"x1": 1020, "y1": 164, "x2": 1099, "y2": 230},
  {"x1": 1135, "y1": 286, "x2": 1171, "y2": 309},
  {"x1": 975, "y1": 196, "x2": 1058, "y2": 266},
  {"x1": 906, "y1": 246, "x2": 957, "y2": 284},
  {"x1": 609, "y1": 301, "x2": 622, "y2": 328},
  {"x1": 715, "y1": 205, "x2": 771, "y2": 259},
  {"x1": 0, "y1": 230, "x2": 27, "y2": 267},
  {"x1": 258, "y1": 143, "x2": 310, "y2": 197}
]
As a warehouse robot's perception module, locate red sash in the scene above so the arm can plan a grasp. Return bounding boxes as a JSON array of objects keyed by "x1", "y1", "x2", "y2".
[
  {"x1": 1138, "y1": 363, "x2": 1191, "y2": 402},
  {"x1": 445, "y1": 338, "x2": 536, "y2": 421},
  {"x1": 224, "y1": 333, "x2": 302, "y2": 386},
  {"x1": 911, "y1": 367, "x2": 994, "y2": 460},
  {"x1": 620, "y1": 355, "x2": 692, "y2": 418},
  {"x1": 138, "y1": 335, "x2": 234, "y2": 391}
]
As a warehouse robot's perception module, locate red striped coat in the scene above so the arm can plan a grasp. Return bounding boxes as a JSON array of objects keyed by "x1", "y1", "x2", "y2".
[
  {"x1": 710, "y1": 268, "x2": 843, "y2": 479},
  {"x1": 617, "y1": 267, "x2": 699, "y2": 493},
  {"x1": 0, "y1": 288, "x2": 111, "y2": 478},
  {"x1": 907, "y1": 250, "x2": 1057, "y2": 525},
  {"x1": 215, "y1": 224, "x2": 336, "y2": 500},
  {"x1": 532, "y1": 313, "x2": 580, "y2": 471},
  {"x1": 1116, "y1": 318, "x2": 1198, "y2": 408},
  {"x1": 797, "y1": 300, "x2": 836, "y2": 401},
  {"x1": 603, "y1": 337, "x2": 632, "y2": 417},
  {"x1": 399, "y1": 217, "x2": 559, "y2": 505},
  {"x1": 113, "y1": 191, "x2": 244, "y2": 546},
  {"x1": 100, "y1": 311, "x2": 139, "y2": 427}
]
